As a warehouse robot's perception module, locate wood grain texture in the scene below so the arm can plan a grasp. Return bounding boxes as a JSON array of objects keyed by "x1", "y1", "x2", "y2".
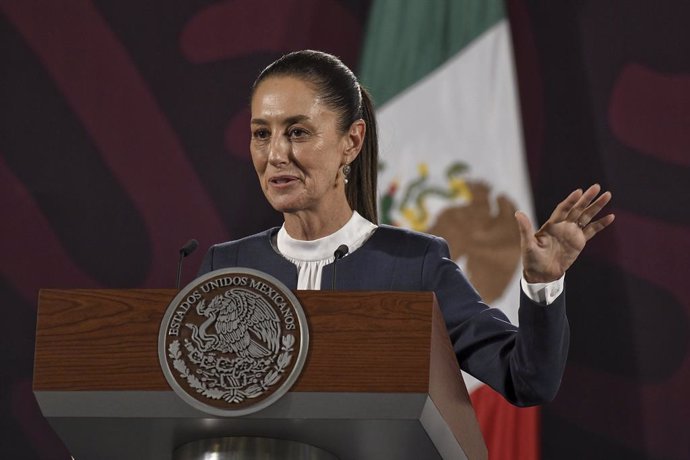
[{"x1": 34, "y1": 289, "x2": 435, "y2": 393}]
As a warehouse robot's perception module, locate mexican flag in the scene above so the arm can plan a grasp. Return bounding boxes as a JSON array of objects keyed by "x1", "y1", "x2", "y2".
[{"x1": 359, "y1": 1, "x2": 539, "y2": 458}]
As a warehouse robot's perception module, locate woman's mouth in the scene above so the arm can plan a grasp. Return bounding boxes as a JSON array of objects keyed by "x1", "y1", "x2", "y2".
[{"x1": 269, "y1": 175, "x2": 299, "y2": 187}]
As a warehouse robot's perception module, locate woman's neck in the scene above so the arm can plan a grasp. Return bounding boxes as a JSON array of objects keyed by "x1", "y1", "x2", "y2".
[{"x1": 283, "y1": 205, "x2": 354, "y2": 241}]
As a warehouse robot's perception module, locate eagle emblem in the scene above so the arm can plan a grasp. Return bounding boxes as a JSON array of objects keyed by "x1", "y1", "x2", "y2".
[
  {"x1": 159, "y1": 269, "x2": 309, "y2": 416},
  {"x1": 189, "y1": 288, "x2": 281, "y2": 359}
]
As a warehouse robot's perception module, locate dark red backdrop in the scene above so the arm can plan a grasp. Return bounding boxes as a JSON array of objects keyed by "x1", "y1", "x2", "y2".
[{"x1": 1, "y1": 1, "x2": 688, "y2": 459}]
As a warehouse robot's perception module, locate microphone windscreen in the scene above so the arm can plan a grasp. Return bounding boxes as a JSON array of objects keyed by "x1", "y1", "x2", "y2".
[
  {"x1": 334, "y1": 244, "x2": 349, "y2": 259},
  {"x1": 180, "y1": 239, "x2": 199, "y2": 257}
]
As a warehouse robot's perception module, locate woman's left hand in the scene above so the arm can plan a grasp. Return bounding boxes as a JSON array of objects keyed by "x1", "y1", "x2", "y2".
[{"x1": 514, "y1": 184, "x2": 615, "y2": 283}]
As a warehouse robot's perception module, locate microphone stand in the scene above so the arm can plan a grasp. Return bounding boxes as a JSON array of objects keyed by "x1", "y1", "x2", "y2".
[
  {"x1": 331, "y1": 244, "x2": 349, "y2": 290},
  {"x1": 176, "y1": 239, "x2": 199, "y2": 289}
]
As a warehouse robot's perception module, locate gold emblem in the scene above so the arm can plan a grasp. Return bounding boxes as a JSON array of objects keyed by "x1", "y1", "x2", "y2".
[{"x1": 380, "y1": 161, "x2": 521, "y2": 304}]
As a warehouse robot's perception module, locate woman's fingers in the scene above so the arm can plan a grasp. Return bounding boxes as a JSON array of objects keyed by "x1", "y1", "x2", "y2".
[
  {"x1": 583, "y1": 213, "x2": 616, "y2": 240},
  {"x1": 577, "y1": 190, "x2": 613, "y2": 227},
  {"x1": 514, "y1": 211, "x2": 535, "y2": 248},
  {"x1": 548, "y1": 188, "x2": 584, "y2": 223},
  {"x1": 520, "y1": 184, "x2": 614, "y2": 241},
  {"x1": 564, "y1": 184, "x2": 603, "y2": 224}
]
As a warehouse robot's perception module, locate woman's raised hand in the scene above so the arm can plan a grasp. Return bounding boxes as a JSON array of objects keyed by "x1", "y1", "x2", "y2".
[{"x1": 514, "y1": 184, "x2": 615, "y2": 283}]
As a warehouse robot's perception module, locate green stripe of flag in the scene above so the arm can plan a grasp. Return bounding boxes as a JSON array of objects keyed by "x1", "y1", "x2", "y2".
[{"x1": 359, "y1": 0, "x2": 505, "y2": 107}]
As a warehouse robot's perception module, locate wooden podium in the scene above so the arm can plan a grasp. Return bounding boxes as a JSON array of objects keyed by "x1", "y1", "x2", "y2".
[{"x1": 34, "y1": 289, "x2": 487, "y2": 459}]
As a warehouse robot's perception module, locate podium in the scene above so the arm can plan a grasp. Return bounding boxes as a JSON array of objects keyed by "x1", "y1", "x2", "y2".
[{"x1": 34, "y1": 289, "x2": 487, "y2": 459}]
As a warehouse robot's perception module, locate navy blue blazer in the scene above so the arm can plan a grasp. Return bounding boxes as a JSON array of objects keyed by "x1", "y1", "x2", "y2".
[{"x1": 198, "y1": 225, "x2": 569, "y2": 406}]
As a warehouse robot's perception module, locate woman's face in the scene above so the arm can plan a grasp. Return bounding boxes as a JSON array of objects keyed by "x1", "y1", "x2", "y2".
[{"x1": 250, "y1": 76, "x2": 360, "y2": 216}]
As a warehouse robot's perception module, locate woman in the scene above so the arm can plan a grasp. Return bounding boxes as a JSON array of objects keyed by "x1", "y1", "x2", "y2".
[{"x1": 198, "y1": 50, "x2": 614, "y2": 406}]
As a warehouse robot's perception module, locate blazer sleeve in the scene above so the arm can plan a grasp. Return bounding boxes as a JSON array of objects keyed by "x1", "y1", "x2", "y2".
[{"x1": 422, "y1": 235, "x2": 570, "y2": 406}]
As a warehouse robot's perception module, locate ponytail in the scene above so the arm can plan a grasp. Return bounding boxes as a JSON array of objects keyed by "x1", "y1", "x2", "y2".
[{"x1": 346, "y1": 87, "x2": 378, "y2": 224}]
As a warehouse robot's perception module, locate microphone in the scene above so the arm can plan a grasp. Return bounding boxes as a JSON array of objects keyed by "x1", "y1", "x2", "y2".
[
  {"x1": 332, "y1": 244, "x2": 349, "y2": 290},
  {"x1": 176, "y1": 239, "x2": 199, "y2": 289}
]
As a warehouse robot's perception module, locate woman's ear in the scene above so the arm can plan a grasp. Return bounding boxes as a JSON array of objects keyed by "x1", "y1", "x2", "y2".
[{"x1": 343, "y1": 119, "x2": 366, "y2": 165}]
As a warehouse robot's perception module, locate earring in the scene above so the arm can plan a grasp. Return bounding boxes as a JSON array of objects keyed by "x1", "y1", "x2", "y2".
[{"x1": 342, "y1": 164, "x2": 351, "y2": 184}]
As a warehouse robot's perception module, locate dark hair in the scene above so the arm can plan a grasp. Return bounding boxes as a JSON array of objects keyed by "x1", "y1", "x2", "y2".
[{"x1": 252, "y1": 50, "x2": 379, "y2": 224}]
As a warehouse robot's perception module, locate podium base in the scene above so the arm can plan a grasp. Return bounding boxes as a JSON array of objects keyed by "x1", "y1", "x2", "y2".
[{"x1": 174, "y1": 437, "x2": 339, "y2": 460}]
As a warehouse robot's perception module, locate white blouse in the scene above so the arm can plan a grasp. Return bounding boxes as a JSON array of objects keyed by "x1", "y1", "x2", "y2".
[{"x1": 276, "y1": 211, "x2": 378, "y2": 289}]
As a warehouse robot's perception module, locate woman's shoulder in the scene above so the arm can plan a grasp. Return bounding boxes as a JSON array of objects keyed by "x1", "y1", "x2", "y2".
[
  {"x1": 371, "y1": 224, "x2": 448, "y2": 254},
  {"x1": 375, "y1": 224, "x2": 446, "y2": 244},
  {"x1": 204, "y1": 227, "x2": 280, "y2": 261},
  {"x1": 198, "y1": 227, "x2": 280, "y2": 275},
  {"x1": 209, "y1": 227, "x2": 276, "y2": 250}
]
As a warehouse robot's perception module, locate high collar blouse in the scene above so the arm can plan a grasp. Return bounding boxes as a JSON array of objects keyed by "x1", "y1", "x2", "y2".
[{"x1": 276, "y1": 211, "x2": 378, "y2": 289}]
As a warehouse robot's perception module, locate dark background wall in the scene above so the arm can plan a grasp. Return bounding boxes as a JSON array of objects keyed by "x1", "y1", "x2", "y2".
[
  {"x1": 508, "y1": 2, "x2": 690, "y2": 459},
  {"x1": 1, "y1": 1, "x2": 688, "y2": 459}
]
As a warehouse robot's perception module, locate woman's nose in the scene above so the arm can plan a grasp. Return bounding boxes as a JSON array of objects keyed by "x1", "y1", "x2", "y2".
[{"x1": 268, "y1": 135, "x2": 290, "y2": 166}]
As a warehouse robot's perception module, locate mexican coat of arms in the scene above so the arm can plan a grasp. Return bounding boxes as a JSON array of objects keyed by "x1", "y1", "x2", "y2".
[{"x1": 159, "y1": 268, "x2": 309, "y2": 416}]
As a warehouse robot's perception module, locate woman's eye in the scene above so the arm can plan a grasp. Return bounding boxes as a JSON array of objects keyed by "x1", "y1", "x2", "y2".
[
  {"x1": 252, "y1": 128, "x2": 269, "y2": 140},
  {"x1": 288, "y1": 128, "x2": 307, "y2": 139}
]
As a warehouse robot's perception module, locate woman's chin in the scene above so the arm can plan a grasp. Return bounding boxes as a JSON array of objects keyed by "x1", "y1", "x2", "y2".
[{"x1": 267, "y1": 198, "x2": 304, "y2": 215}]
